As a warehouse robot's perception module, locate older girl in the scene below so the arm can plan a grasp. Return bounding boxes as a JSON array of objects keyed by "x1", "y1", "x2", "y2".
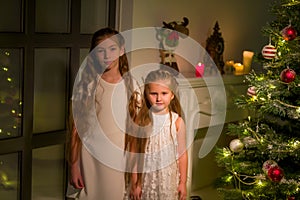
[{"x1": 67, "y1": 27, "x2": 138, "y2": 199}]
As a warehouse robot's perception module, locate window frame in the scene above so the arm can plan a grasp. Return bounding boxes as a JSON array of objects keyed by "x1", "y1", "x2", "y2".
[{"x1": 0, "y1": 0, "x2": 116, "y2": 199}]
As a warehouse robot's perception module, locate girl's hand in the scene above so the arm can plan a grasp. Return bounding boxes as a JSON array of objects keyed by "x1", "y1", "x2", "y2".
[
  {"x1": 130, "y1": 184, "x2": 142, "y2": 200},
  {"x1": 177, "y1": 182, "x2": 187, "y2": 200},
  {"x1": 70, "y1": 163, "x2": 84, "y2": 189}
]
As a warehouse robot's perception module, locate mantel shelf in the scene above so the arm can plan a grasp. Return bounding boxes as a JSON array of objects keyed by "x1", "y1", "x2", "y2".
[
  {"x1": 179, "y1": 74, "x2": 247, "y2": 88},
  {"x1": 178, "y1": 74, "x2": 249, "y2": 130}
]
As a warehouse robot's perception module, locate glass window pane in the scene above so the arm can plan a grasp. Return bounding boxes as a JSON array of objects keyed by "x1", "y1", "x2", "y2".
[
  {"x1": 35, "y1": 0, "x2": 70, "y2": 33},
  {"x1": 32, "y1": 145, "x2": 65, "y2": 200},
  {"x1": 0, "y1": 49, "x2": 23, "y2": 139},
  {"x1": 33, "y1": 48, "x2": 69, "y2": 133},
  {"x1": 0, "y1": 153, "x2": 20, "y2": 200},
  {"x1": 80, "y1": 0, "x2": 107, "y2": 34},
  {"x1": 0, "y1": 0, "x2": 23, "y2": 32}
]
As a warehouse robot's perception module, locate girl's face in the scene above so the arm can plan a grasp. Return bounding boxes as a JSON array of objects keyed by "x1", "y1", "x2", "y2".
[
  {"x1": 94, "y1": 37, "x2": 124, "y2": 70},
  {"x1": 146, "y1": 81, "x2": 174, "y2": 114}
]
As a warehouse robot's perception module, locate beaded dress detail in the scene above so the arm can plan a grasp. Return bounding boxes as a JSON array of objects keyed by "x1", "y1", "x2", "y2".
[{"x1": 141, "y1": 111, "x2": 180, "y2": 199}]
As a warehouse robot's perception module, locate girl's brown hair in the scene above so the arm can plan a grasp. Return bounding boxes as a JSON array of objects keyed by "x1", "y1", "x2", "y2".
[{"x1": 66, "y1": 27, "x2": 134, "y2": 165}]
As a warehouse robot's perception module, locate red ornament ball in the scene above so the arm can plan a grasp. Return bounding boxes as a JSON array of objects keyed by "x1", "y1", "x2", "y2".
[
  {"x1": 268, "y1": 165, "x2": 284, "y2": 182},
  {"x1": 281, "y1": 25, "x2": 298, "y2": 41},
  {"x1": 261, "y1": 44, "x2": 277, "y2": 59},
  {"x1": 280, "y1": 68, "x2": 296, "y2": 83}
]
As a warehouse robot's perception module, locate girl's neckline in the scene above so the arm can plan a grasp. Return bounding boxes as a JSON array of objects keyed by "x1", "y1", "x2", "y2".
[
  {"x1": 151, "y1": 111, "x2": 170, "y2": 117},
  {"x1": 98, "y1": 74, "x2": 123, "y2": 85}
]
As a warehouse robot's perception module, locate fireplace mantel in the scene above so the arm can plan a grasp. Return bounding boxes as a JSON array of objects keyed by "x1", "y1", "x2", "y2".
[{"x1": 178, "y1": 74, "x2": 249, "y2": 198}]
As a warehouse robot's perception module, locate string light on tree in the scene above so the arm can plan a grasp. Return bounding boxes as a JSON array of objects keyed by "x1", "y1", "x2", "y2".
[{"x1": 215, "y1": 1, "x2": 300, "y2": 198}]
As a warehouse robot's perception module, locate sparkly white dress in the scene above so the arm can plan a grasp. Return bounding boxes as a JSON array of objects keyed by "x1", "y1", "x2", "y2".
[{"x1": 141, "y1": 112, "x2": 180, "y2": 199}]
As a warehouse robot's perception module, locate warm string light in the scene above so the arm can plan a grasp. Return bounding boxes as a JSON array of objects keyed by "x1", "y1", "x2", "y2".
[
  {"x1": 248, "y1": 77, "x2": 299, "y2": 117},
  {"x1": 222, "y1": 147, "x2": 231, "y2": 157},
  {"x1": 291, "y1": 140, "x2": 300, "y2": 149},
  {"x1": 216, "y1": 1, "x2": 299, "y2": 198},
  {"x1": 0, "y1": 50, "x2": 22, "y2": 137},
  {"x1": 250, "y1": 95, "x2": 258, "y2": 101},
  {"x1": 256, "y1": 76, "x2": 265, "y2": 81},
  {"x1": 274, "y1": 99, "x2": 300, "y2": 109},
  {"x1": 230, "y1": 170, "x2": 259, "y2": 186},
  {"x1": 269, "y1": 84, "x2": 276, "y2": 89},
  {"x1": 259, "y1": 97, "x2": 266, "y2": 101},
  {"x1": 242, "y1": 122, "x2": 299, "y2": 153},
  {"x1": 245, "y1": 126, "x2": 261, "y2": 142},
  {"x1": 225, "y1": 175, "x2": 233, "y2": 182}
]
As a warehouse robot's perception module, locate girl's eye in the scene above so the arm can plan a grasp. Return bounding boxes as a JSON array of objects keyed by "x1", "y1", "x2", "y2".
[{"x1": 110, "y1": 47, "x2": 117, "y2": 51}]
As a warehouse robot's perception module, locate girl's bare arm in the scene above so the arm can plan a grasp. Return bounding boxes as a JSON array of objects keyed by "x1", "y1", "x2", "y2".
[
  {"x1": 69, "y1": 125, "x2": 84, "y2": 189},
  {"x1": 176, "y1": 117, "x2": 188, "y2": 200}
]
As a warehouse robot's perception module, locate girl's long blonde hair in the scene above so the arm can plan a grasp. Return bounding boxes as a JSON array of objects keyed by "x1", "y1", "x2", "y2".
[{"x1": 125, "y1": 69, "x2": 183, "y2": 185}]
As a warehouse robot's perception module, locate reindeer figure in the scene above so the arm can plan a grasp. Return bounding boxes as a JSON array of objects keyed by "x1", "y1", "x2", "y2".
[{"x1": 156, "y1": 17, "x2": 189, "y2": 75}]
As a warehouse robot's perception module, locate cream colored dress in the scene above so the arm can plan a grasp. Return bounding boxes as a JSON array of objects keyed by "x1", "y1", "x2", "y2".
[
  {"x1": 67, "y1": 77, "x2": 127, "y2": 200},
  {"x1": 124, "y1": 112, "x2": 180, "y2": 199},
  {"x1": 141, "y1": 112, "x2": 180, "y2": 199}
]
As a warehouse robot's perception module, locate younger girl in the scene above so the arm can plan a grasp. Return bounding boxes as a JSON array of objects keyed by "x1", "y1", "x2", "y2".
[{"x1": 125, "y1": 69, "x2": 188, "y2": 200}]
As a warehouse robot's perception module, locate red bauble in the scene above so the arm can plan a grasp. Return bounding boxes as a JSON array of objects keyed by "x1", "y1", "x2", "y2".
[
  {"x1": 268, "y1": 165, "x2": 284, "y2": 182},
  {"x1": 261, "y1": 44, "x2": 277, "y2": 59},
  {"x1": 281, "y1": 25, "x2": 298, "y2": 41},
  {"x1": 280, "y1": 68, "x2": 296, "y2": 83},
  {"x1": 288, "y1": 197, "x2": 295, "y2": 200}
]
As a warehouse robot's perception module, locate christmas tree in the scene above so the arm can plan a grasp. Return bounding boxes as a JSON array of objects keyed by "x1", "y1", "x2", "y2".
[{"x1": 215, "y1": 0, "x2": 300, "y2": 199}]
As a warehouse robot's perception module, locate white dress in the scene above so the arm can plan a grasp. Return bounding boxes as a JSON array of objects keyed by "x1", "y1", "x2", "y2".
[
  {"x1": 67, "y1": 77, "x2": 127, "y2": 200},
  {"x1": 141, "y1": 112, "x2": 180, "y2": 199}
]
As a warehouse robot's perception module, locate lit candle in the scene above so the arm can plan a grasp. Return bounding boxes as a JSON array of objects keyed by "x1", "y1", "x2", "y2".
[
  {"x1": 243, "y1": 51, "x2": 254, "y2": 74},
  {"x1": 195, "y1": 62, "x2": 205, "y2": 77},
  {"x1": 233, "y1": 63, "x2": 244, "y2": 75},
  {"x1": 224, "y1": 60, "x2": 235, "y2": 74}
]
